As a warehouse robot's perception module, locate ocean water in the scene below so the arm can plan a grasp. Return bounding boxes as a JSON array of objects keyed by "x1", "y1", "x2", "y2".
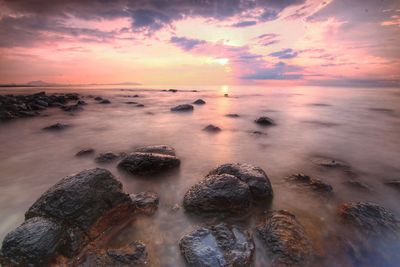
[{"x1": 0, "y1": 85, "x2": 399, "y2": 266}]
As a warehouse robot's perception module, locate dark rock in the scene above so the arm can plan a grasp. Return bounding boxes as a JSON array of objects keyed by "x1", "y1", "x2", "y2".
[
  {"x1": 76, "y1": 148, "x2": 95, "y2": 157},
  {"x1": 42, "y1": 123, "x2": 69, "y2": 131},
  {"x1": 338, "y1": 202, "x2": 400, "y2": 237},
  {"x1": 208, "y1": 163, "x2": 273, "y2": 199},
  {"x1": 384, "y1": 180, "x2": 400, "y2": 191},
  {"x1": 126, "y1": 101, "x2": 138, "y2": 104},
  {"x1": 344, "y1": 179, "x2": 371, "y2": 191},
  {"x1": 257, "y1": 210, "x2": 313, "y2": 267},
  {"x1": 179, "y1": 223, "x2": 254, "y2": 267},
  {"x1": 225, "y1": 113, "x2": 240, "y2": 118},
  {"x1": 0, "y1": 110, "x2": 14, "y2": 120},
  {"x1": 168, "y1": 89, "x2": 178, "y2": 93},
  {"x1": 61, "y1": 104, "x2": 83, "y2": 112},
  {"x1": 255, "y1": 116, "x2": 275, "y2": 126},
  {"x1": 135, "y1": 104, "x2": 144, "y2": 107},
  {"x1": 183, "y1": 174, "x2": 251, "y2": 213},
  {"x1": 170, "y1": 104, "x2": 194, "y2": 112},
  {"x1": 0, "y1": 217, "x2": 64, "y2": 267},
  {"x1": 95, "y1": 152, "x2": 120, "y2": 163},
  {"x1": 133, "y1": 94, "x2": 139, "y2": 97},
  {"x1": 224, "y1": 93, "x2": 229, "y2": 97},
  {"x1": 134, "y1": 145, "x2": 176, "y2": 156},
  {"x1": 94, "y1": 96, "x2": 103, "y2": 101},
  {"x1": 130, "y1": 192, "x2": 159, "y2": 214},
  {"x1": 193, "y1": 99, "x2": 206, "y2": 105},
  {"x1": 99, "y1": 99, "x2": 111, "y2": 104},
  {"x1": 312, "y1": 156, "x2": 350, "y2": 169},
  {"x1": 118, "y1": 152, "x2": 180, "y2": 175},
  {"x1": 251, "y1": 130, "x2": 266, "y2": 135},
  {"x1": 203, "y1": 124, "x2": 221, "y2": 132},
  {"x1": 287, "y1": 173, "x2": 333, "y2": 193},
  {"x1": 35, "y1": 99, "x2": 49, "y2": 107},
  {"x1": 76, "y1": 241, "x2": 147, "y2": 267},
  {"x1": 77, "y1": 100, "x2": 87, "y2": 105}
]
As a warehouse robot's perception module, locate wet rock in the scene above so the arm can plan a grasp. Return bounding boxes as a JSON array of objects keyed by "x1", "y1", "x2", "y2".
[
  {"x1": 95, "y1": 152, "x2": 120, "y2": 163},
  {"x1": 130, "y1": 191, "x2": 159, "y2": 214},
  {"x1": 338, "y1": 202, "x2": 400, "y2": 237},
  {"x1": 126, "y1": 101, "x2": 138, "y2": 104},
  {"x1": 118, "y1": 152, "x2": 180, "y2": 175},
  {"x1": 208, "y1": 163, "x2": 273, "y2": 200},
  {"x1": 0, "y1": 217, "x2": 65, "y2": 267},
  {"x1": 257, "y1": 210, "x2": 313, "y2": 267},
  {"x1": 134, "y1": 145, "x2": 176, "y2": 156},
  {"x1": 384, "y1": 179, "x2": 400, "y2": 191},
  {"x1": 193, "y1": 99, "x2": 206, "y2": 105},
  {"x1": 76, "y1": 148, "x2": 95, "y2": 157},
  {"x1": 0, "y1": 110, "x2": 14, "y2": 120},
  {"x1": 225, "y1": 113, "x2": 239, "y2": 118},
  {"x1": 42, "y1": 123, "x2": 70, "y2": 131},
  {"x1": 170, "y1": 104, "x2": 194, "y2": 112},
  {"x1": 99, "y1": 99, "x2": 111, "y2": 104},
  {"x1": 311, "y1": 156, "x2": 350, "y2": 169},
  {"x1": 343, "y1": 179, "x2": 371, "y2": 191},
  {"x1": 179, "y1": 223, "x2": 254, "y2": 267},
  {"x1": 135, "y1": 104, "x2": 144, "y2": 107},
  {"x1": 77, "y1": 100, "x2": 87, "y2": 105},
  {"x1": 251, "y1": 130, "x2": 266, "y2": 135},
  {"x1": 61, "y1": 103, "x2": 83, "y2": 112},
  {"x1": 183, "y1": 174, "x2": 251, "y2": 213},
  {"x1": 224, "y1": 93, "x2": 229, "y2": 97},
  {"x1": 168, "y1": 89, "x2": 178, "y2": 93},
  {"x1": 77, "y1": 241, "x2": 147, "y2": 267},
  {"x1": 203, "y1": 124, "x2": 221, "y2": 132},
  {"x1": 287, "y1": 173, "x2": 333, "y2": 193},
  {"x1": 255, "y1": 116, "x2": 275, "y2": 126},
  {"x1": 94, "y1": 96, "x2": 103, "y2": 101}
]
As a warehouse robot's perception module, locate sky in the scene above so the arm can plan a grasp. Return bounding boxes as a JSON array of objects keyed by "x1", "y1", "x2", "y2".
[{"x1": 0, "y1": 0, "x2": 399, "y2": 87}]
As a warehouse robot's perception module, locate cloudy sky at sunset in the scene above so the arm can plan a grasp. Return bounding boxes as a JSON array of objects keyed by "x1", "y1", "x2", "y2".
[{"x1": 0, "y1": 0, "x2": 399, "y2": 87}]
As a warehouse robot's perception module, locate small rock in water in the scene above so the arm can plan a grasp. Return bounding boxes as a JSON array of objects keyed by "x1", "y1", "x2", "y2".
[
  {"x1": 287, "y1": 173, "x2": 333, "y2": 193},
  {"x1": 384, "y1": 179, "x2": 400, "y2": 191},
  {"x1": 193, "y1": 99, "x2": 206, "y2": 105},
  {"x1": 43, "y1": 123, "x2": 69, "y2": 131},
  {"x1": 312, "y1": 156, "x2": 350, "y2": 169},
  {"x1": 99, "y1": 99, "x2": 111, "y2": 104},
  {"x1": 257, "y1": 210, "x2": 313, "y2": 267},
  {"x1": 118, "y1": 152, "x2": 180, "y2": 175},
  {"x1": 134, "y1": 145, "x2": 176, "y2": 156},
  {"x1": 125, "y1": 101, "x2": 138, "y2": 104},
  {"x1": 130, "y1": 191, "x2": 159, "y2": 214},
  {"x1": 343, "y1": 179, "x2": 371, "y2": 191},
  {"x1": 75, "y1": 148, "x2": 95, "y2": 157},
  {"x1": 94, "y1": 152, "x2": 120, "y2": 163},
  {"x1": 61, "y1": 104, "x2": 83, "y2": 112},
  {"x1": 203, "y1": 124, "x2": 221, "y2": 132},
  {"x1": 168, "y1": 89, "x2": 178, "y2": 93},
  {"x1": 179, "y1": 223, "x2": 254, "y2": 267},
  {"x1": 77, "y1": 100, "x2": 87, "y2": 105},
  {"x1": 94, "y1": 96, "x2": 103, "y2": 101},
  {"x1": 225, "y1": 113, "x2": 240, "y2": 118},
  {"x1": 170, "y1": 104, "x2": 194, "y2": 112},
  {"x1": 224, "y1": 93, "x2": 229, "y2": 97},
  {"x1": 254, "y1": 116, "x2": 275, "y2": 126},
  {"x1": 135, "y1": 104, "x2": 144, "y2": 107}
]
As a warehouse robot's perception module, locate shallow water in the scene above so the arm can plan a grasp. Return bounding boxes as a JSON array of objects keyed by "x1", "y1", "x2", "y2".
[{"x1": 0, "y1": 85, "x2": 399, "y2": 266}]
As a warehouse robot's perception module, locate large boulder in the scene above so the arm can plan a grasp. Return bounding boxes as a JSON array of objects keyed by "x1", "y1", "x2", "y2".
[
  {"x1": 208, "y1": 163, "x2": 273, "y2": 199},
  {"x1": 183, "y1": 174, "x2": 251, "y2": 213},
  {"x1": 179, "y1": 223, "x2": 254, "y2": 267},
  {"x1": 118, "y1": 152, "x2": 180, "y2": 175},
  {"x1": 134, "y1": 145, "x2": 176, "y2": 156},
  {"x1": 257, "y1": 210, "x2": 313, "y2": 267}
]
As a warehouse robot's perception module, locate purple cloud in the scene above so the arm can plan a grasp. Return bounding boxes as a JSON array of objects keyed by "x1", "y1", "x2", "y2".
[
  {"x1": 269, "y1": 48, "x2": 298, "y2": 59},
  {"x1": 170, "y1": 36, "x2": 206, "y2": 51}
]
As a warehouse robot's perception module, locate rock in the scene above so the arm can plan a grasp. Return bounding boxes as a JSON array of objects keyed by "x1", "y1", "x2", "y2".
[
  {"x1": 311, "y1": 156, "x2": 350, "y2": 169},
  {"x1": 126, "y1": 101, "x2": 138, "y2": 104},
  {"x1": 95, "y1": 152, "x2": 120, "y2": 163},
  {"x1": 255, "y1": 116, "x2": 275, "y2": 126},
  {"x1": 118, "y1": 152, "x2": 180, "y2": 175},
  {"x1": 133, "y1": 94, "x2": 139, "y2": 97},
  {"x1": 193, "y1": 99, "x2": 206, "y2": 105},
  {"x1": 94, "y1": 96, "x2": 103, "y2": 101},
  {"x1": 224, "y1": 93, "x2": 229, "y2": 97},
  {"x1": 179, "y1": 223, "x2": 254, "y2": 267},
  {"x1": 0, "y1": 110, "x2": 14, "y2": 120},
  {"x1": 343, "y1": 179, "x2": 371, "y2": 191},
  {"x1": 208, "y1": 163, "x2": 273, "y2": 200},
  {"x1": 287, "y1": 173, "x2": 333, "y2": 193},
  {"x1": 251, "y1": 130, "x2": 266, "y2": 135},
  {"x1": 0, "y1": 217, "x2": 65, "y2": 267},
  {"x1": 170, "y1": 104, "x2": 194, "y2": 112},
  {"x1": 42, "y1": 123, "x2": 69, "y2": 131},
  {"x1": 76, "y1": 148, "x2": 95, "y2": 157},
  {"x1": 203, "y1": 124, "x2": 221, "y2": 132},
  {"x1": 134, "y1": 145, "x2": 176, "y2": 156},
  {"x1": 183, "y1": 174, "x2": 251, "y2": 213},
  {"x1": 338, "y1": 202, "x2": 400, "y2": 237},
  {"x1": 168, "y1": 89, "x2": 178, "y2": 93},
  {"x1": 257, "y1": 210, "x2": 313, "y2": 267},
  {"x1": 130, "y1": 192, "x2": 159, "y2": 214},
  {"x1": 135, "y1": 104, "x2": 144, "y2": 107},
  {"x1": 225, "y1": 113, "x2": 239, "y2": 118},
  {"x1": 384, "y1": 179, "x2": 400, "y2": 191},
  {"x1": 77, "y1": 241, "x2": 147, "y2": 267},
  {"x1": 77, "y1": 100, "x2": 87, "y2": 105},
  {"x1": 99, "y1": 99, "x2": 111, "y2": 104},
  {"x1": 61, "y1": 104, "x2": 83, "y2": 112}
]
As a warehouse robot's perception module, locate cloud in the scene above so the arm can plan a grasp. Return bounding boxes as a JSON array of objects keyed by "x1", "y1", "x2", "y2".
[
  {"x1": 241, "y1": 62, "x2": 303, "y2": 80},
  {"x1": 269, "y1": 48, "x2": 298, "y2": 59},
  {"x1": 255, "y1": 33, "x2": 280, "y2": 46},
  {"x1": 170, "y1": 36, "x2": 206, "y2": 51},
  {"x1": 231, "y1": 20, "x2": 257, "y2": 27}
]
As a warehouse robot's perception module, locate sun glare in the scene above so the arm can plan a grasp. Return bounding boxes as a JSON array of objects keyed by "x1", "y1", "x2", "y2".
[{"x1": 215, "y1": 58, "x2": 229, "y2": 65}]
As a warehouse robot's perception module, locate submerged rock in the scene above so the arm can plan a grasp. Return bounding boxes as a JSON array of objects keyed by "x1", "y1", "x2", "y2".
[
  {"x1": 254, "y1": 116, "x2": 275, "y2": 126},
  {"x1": 179, "y1": 223, "x2": 254, "y2": 267},
  {"x1": 257, "y1": 210, "x2": 313, "y2": 267},
  {"x1": 203, "y1": 124, "x2": 221, "y2": 132},
  {"x1": 287, "y1": 173, "x2": 333, "y2": 193},
  {"x1": 42, "y1": 123, "x2": 69, "y2": 131},
  {"x1": 311, "y1": 156, "x2": 350, "y2": 169},
  {"x1": 130, "y1": 191, "x2": 159, "y2": 214},
  {"x1": 134, "y1": 145, "x2": 176, "y2": 156},
  {"x1": 338, "y1": 202, "x2": 400, "y2": 237},
  {"x1": 193, "y1": 99, "x2": 206, "y2": 105},
  {"x1": 76, "y1": 241, "x2": 147, "y2": 267},
  {"x1": 99, "y1": 99, "x2": 111, "y2": 104},
  {"x1": 208, "y1": 163, "x2": 273, "y2": 200},
  {"x1": 343, "y1": 179, "x2": 371, "y2": 191},
  {"x1": 170, "y1": 104, "x2": 194, "y2": 112},
  {"x1": 183, "y1": 174, "x2": 251, "y2": 213},
  {"x1": 384, "y1": 179, "x2": 400, "y2": 191},
  {"x1": 118, "y1": 152, "x2": 180, "y2": 175},
  {"x1": 95, "y1": 152, "x2": 120, "y2": 163},
  {"x1": 1, "y1": 168, "x2": 134, "y2": 266},
  {"x1": 76, "y1": 148, "x2": 95, "y2": 157},
  {"x1": 225, "y1": 113, "x2": 240, "y2": 118}
]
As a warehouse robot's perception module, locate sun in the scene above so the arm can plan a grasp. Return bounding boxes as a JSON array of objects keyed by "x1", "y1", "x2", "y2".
[{"x1": 215, "y1": 58, "x2": 229, "y2": 65}]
